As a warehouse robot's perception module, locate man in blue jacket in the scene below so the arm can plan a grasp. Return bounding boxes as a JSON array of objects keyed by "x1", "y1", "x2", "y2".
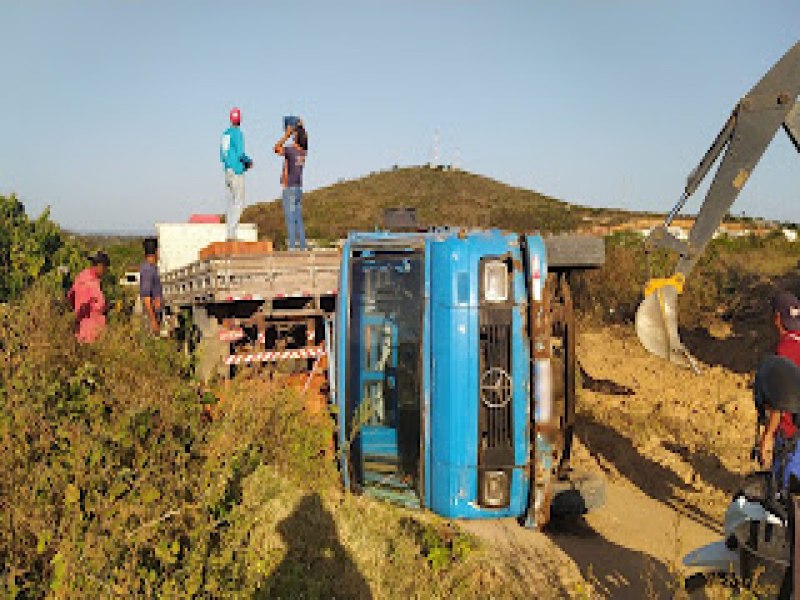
[{"x1": 220, "y1": 107, "x2": 252, "y2": 240}]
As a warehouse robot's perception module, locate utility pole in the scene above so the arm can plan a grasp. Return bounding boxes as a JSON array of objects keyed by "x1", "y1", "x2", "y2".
[
  {"x1": 454, "y1": 146, "x2": 461, "y2": 171},
  {"x1": 432, "y1": 128, "x2": 440, "y2": 168}
]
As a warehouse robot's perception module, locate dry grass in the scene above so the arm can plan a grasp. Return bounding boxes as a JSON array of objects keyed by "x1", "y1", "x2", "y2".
[{"x1": 0, "y1": 284, "x2": 526, "y2": 598}]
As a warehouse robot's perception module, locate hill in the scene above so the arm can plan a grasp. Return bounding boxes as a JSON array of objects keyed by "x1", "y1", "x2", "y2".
[{"x1": 242, "y1": 166, "x2": 635, "y2": 247}]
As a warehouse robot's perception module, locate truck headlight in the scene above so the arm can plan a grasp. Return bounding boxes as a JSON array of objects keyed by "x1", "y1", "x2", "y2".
[
  {"x1": 480, "y1": 470, "x2": 510, "y2": 508},
  {"x1": 483, "y1": 261, "x2": 508, "y2": 303}
]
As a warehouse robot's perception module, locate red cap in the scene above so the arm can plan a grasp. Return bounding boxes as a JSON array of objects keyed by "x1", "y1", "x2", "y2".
[{"x1": 229, "y1": 107, "x2": 241, "y2": 125}]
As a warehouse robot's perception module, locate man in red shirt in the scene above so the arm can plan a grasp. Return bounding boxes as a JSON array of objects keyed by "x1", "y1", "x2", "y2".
[
  {"x1": 67, "y1": 252, "x2": 110, "y2": 344},
  {"x1": 760, "y1": 290, "x2": 800, "y2": 466}
]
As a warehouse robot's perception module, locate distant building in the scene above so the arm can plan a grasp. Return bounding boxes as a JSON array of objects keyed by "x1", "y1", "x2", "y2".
[{"x1": 666, "y1": 226, "x2": 688, "y2": 241}]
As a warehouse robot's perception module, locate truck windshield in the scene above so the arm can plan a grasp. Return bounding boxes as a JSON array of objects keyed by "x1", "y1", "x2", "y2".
[{"x1": 347, "y1": 248, "x2": 424, "y2": 503}]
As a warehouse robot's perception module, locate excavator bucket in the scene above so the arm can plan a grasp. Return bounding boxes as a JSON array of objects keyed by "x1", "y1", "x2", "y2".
[{"x1": 635, "y1": 279, "x2": 699, "y2": 372}]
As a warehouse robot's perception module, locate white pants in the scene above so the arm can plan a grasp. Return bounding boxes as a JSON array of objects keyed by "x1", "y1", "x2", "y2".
[{"x1": 225, "y1": 169, "x2": 245, "y2": 240}]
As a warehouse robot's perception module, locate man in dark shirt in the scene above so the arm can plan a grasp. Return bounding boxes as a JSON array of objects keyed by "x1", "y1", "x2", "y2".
[
  {"x1": 139, "y1": 237, "x2": 163, "y2": 335},
  {"x1": 274, "y1": 120, "x2": 308, "y2": 250},
  {"x1": 760, "y1": 290, "x2": 800, "y2": 466}
]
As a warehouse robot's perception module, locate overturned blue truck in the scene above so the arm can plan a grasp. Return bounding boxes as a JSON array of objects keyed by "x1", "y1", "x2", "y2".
[
  {"x1": 160, "y1": 219, "x2": 606, "y2": 528},
  {"x1": 333, "y1": 228, "x2": 605, "y2": 528}
]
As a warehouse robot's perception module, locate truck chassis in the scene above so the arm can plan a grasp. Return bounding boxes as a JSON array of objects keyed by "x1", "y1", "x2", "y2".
[{"x1": 162, "y1": 249, "x2": 339, "y2": 381}]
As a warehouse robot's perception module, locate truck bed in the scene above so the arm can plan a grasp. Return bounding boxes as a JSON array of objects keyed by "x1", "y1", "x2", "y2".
[
  {"x1": 162, "y1": 249, "x2": 340, "y2": 307},
  {"x1": 161, "y1": 234, "x2": 602, "y2": 309}
]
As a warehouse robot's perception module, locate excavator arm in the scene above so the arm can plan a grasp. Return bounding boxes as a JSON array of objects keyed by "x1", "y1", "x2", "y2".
[
  {"x1": 786, "y1": 101, "x2": 800, "y2": 152},
  {"x1": 636, "y1": 42, "x2": 800, "y2": 370}
]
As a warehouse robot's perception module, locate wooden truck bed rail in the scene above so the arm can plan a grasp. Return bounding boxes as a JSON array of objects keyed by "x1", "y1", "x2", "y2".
[{"x1": 162, "y1": 249, "x2": 341, "y2": 306}]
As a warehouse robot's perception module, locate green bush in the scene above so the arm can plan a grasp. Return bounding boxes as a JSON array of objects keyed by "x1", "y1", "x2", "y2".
[
  {"x1": 0, "y1": 285, "x2": 209, "y2": 597},
  {"x1": 0, "y1": 195, "x2": 84, "y2": 302}
]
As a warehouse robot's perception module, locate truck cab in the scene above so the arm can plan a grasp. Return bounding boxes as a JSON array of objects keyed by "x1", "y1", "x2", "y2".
[{"x1": 334, "y1": 228, "x2": 604, "y2": 527}]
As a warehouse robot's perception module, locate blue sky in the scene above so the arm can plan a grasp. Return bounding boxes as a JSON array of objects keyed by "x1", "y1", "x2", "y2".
[{"x1": 1, "y1": 1, "x2": 798, "y2": 233}]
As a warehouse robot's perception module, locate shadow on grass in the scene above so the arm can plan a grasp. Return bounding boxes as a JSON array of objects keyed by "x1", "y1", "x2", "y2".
[
  {"x1": 548, "y1": 516, "x2": 675, "y2": 599},
  {"x1": 256, "y1": 494, "x2": 372, "y2": 599},
  {"x1": 576, "y1": 412, "x2": 726, "y2": 534}
]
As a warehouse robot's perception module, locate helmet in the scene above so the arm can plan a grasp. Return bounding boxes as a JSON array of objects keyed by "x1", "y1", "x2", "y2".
[{"x1": 229, "y1": 107, "x2": 241, "y2": 125}]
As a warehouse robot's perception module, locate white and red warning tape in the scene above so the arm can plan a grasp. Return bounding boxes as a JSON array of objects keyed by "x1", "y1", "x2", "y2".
[
  {"x1": 223, "y1": 294, "x2": 264, "y2": 302},
  {"x1": 219, "y1": 328, "x2": 245, "y2": 342},
  {"x1": 225, "y1": 345, "x2": 326, "y2": 366}
]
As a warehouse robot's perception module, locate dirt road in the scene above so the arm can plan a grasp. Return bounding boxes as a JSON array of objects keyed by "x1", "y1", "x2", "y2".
[
  {"x1": 465, "y1": 324, "x2": 759, "y2": 598},
  {"x1": 465, "y1": 478, "x2": 719, "y2": 598}
]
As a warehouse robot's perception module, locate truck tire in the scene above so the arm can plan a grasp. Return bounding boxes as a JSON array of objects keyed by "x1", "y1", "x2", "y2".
[
  {"x1": 549, "y1": 471, "x2": 606, "y2": 517},
  {"x1": 543, "y1": 235, "x2": 605, "y2": 270}
]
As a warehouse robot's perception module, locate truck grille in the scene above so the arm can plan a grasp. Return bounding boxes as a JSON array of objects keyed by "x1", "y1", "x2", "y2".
[
  {"x1": 479, "y1": 320, "x2": 513, "y2": 448},
  {"x1": 478, "y1": 305, "x2": 514, "y2": 508}
]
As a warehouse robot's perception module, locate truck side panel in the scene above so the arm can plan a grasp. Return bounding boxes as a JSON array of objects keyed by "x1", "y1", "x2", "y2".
[{"x1": 162, "y1": 250, "x2": 339, "y2": 307}]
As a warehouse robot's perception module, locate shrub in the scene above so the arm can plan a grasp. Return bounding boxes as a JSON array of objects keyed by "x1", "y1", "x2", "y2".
[
  {"x1": 0, "y1": 284, "x2": 209, "y2": 597},
  {"x1": 573, "y1": 233, "x2": 800, "y2": 328},
  {"x1": 0, "y1": 279, "x2": 348, "y2": 597},
  {"x1": 0, "y1": 195, "x2": 84, "y2": 302}
]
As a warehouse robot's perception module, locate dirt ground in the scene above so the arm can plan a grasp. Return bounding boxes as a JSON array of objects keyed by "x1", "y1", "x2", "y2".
[{"x1": 465, "y1": 321, "x2": 766, "y2": 599}]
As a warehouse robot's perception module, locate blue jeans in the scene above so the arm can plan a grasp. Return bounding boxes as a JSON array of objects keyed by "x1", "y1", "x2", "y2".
[
  {"x1": 774, "y1": 434, "x2": 800, "y2": 493},
  {"x1": 282, "y1": 186, "x2": 306, "y2": 250}
]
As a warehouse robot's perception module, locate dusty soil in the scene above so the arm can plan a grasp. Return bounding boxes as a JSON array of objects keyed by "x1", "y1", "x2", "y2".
[{"x1": 465, "y1": 322, "x2": 762, "y2": 599}]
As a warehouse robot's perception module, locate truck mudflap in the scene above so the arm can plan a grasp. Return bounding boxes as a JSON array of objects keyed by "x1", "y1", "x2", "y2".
[{"x1": 549, "y1": 471, "x2": 606, "y2": 517}]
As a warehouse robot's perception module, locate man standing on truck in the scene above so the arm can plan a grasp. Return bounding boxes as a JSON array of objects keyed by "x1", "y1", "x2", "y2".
[
  {"x1": 759, "y1": 291, "x2": 800, "y2": 467},
  {"x1": 274, "y1": 119, "x2": 308, "y2": 250},
  {"x1": 139, "y1": 237, "x2": 163, "y2": 336},
  {"x1": 220, "y1": 107, "x2": 253, "y2": 240},
  {"x1": 67, "y1": 252, "x2": 110, "y2": 343}
]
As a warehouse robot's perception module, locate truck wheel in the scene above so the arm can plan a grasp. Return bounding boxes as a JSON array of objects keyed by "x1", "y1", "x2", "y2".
[{"x1": 549, "y1": 470, "x2": 606, "y2": 517}]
